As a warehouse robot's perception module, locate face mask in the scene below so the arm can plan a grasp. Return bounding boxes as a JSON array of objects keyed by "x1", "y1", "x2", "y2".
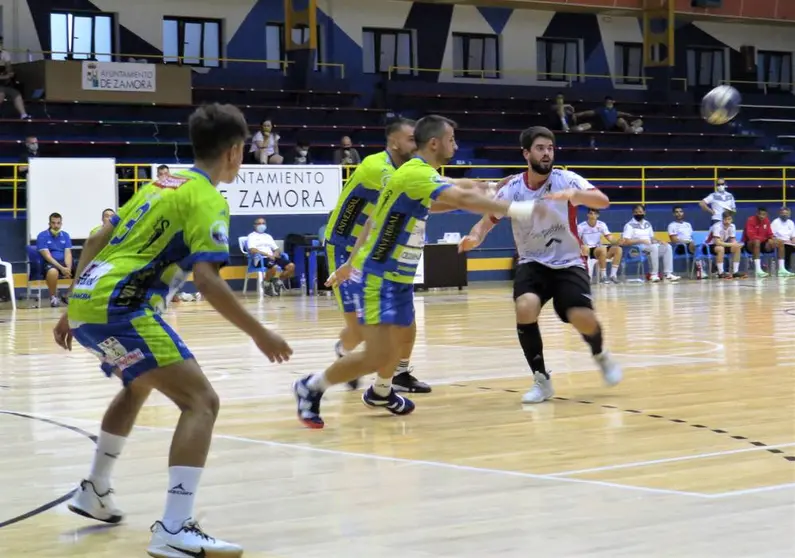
[
  {"x1": 28, "y1": 143, "x2": 38, "y2": 153},
  {"x1": 299, "y1": 149, "x2": 308, "y2": 157},
  {"x1": 256, "y1": 224, "x2": 266, "y2": 233},
  {"x1": 781, "y1": 215, "x2": 790, "y2": 222},
  {"x1": 633, "y1": 214, "x2": 644, "y2": 221},
  {"x1": 716, "y1": 185, "x2": 726, "y2": 193}
]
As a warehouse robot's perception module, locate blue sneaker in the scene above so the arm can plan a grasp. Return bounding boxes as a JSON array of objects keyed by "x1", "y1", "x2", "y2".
[
  {"x1": 293, "y1": 376, "x2": 325, "y2": 429},
  {"x1": 362, "y1": 386, "x2": 415, "y2": 416}
]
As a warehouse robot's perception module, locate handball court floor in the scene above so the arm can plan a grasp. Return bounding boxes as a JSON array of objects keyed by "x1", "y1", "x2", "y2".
[{"x1": 0, "y1": 280, "x2": 794, "y2": 557}]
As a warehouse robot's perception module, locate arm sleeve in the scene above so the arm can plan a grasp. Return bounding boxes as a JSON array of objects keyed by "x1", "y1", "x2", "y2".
[
  {"x1": 577, "y1": 222, "x2": 586, "y2": 238},
  {"x1": 405, "y1": 171, "x2": 453, "y2": 202},
  {"x1": 264, "y1": 234, "x2": 279, "y2": 252},
  {"x1": 601, "y1": 223, "x2": 611, "y2": 236},
  {"x1": 566, "y1": 172, "x2": 596, "y2": 190},
  {"x1": 488, "y1": 181, "x2": 514, "y2": 223},
  {"x1": 667, "y1": 223, "x2": 676, "y2": 236},
  {"x1": 622, "y1": 223, "x2": 633, "y2": 239},
  {"x1": 702, "y1": 193, "x2": 714, "y2": 204},
  {"x1": 64, "y1": 233, "x2": 73, "y2": 249},
  {"x1": 182, "y1": 192, "x2": 231, "y2": 268},
  {"x1": 35, "y1": 231, "x2": 46, "y2": 251}
]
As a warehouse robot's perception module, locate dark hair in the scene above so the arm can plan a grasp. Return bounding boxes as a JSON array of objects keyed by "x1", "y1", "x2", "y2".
[
  {"x1": 385, "y1": 118, "x2": 416, "y2": 139},
  {"x1": 722, "y1": 210, "x2": 733, "y2": 218},
  {"x1": 520, "y1": 126, "x2": 555, "y2": 151},
  {"x1": 672, "y1": 205, "x2": 683, "y2": 212},
  {"x1": 157, "y1": 164, "x2": 169, "y2": 172},
  {"x1": 605, "y1": 96, "x2": 614, "y2": 102},
  {"x1": 757, "y1": 206, "x2": 768, "y2": 213},
  {"x1": 633, "y1": 204, "x2": 645, "y2": 212},
  {"x1": 102, "y1": 208, "x2": 115, "y2": 215},
  {"x1": 587, "y1": 208, "x2": 599, "y2": 214},
  {"x1": 49, "y1": 212, "x2": 62, "y2": 221},
  {"x1": 414, "y1": 115, "x2": 456, "y2": 148},
  {"x1": 189, "y1": 104, "x2": 250, "y2": 161}
]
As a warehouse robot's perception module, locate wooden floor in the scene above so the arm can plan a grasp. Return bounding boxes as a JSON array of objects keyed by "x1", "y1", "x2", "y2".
[{"x1": 1, "y1": 279, "x2": 794, "y2": 557}]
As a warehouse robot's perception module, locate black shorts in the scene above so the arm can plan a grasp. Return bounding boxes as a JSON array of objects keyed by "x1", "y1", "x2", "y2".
[
  {"x1": 587, "y1": 246, "x2": 600, "y2": 258},
  {"x1": 513, "y1": 262, "x2": 592, "y2": 323},
  {"x1": 674, "y1": 243, "x2": 693, "y2": 255}
]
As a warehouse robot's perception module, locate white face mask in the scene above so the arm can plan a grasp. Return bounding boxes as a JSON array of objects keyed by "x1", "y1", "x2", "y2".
[
  {"x1": 255, "y1": 224, "x2": 266, "y2": 233},
  {"x1": 299, "y1": 149, "x2": 308, "y2": 157},
  {"x1": 716, "y1": 185, "x2": 726, "y2": 193}
]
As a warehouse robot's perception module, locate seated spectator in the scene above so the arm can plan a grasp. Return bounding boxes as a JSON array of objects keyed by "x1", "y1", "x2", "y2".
[
  {"x1": 707, "y1": 211, "x2": 745, "y2": 279},
  {"x1": 249, "y1": 118, "x2": 283, "y2": 165},
  {"x1": 742, "y1": 206, "x2": 778, "y2": 278},
  {"x1": 246, "y1": 216, "x2": 295, "y2": 296},
  {"x1": 549, "y1": 93, "x2": 591, "y2": 133},
  {"x1": 289, "y1": 139, "x2": 312, "y2": 165},
  {"x1": 620, "y1": 204, "x2": 680, "y2": 282},
  {"x1": 577, "y1": 208, "x2": 621, "y2": 283},
  {"x1": 36, "y1": 212, "x2": 74, "y2": 307},
  {"x1": 90, "y1": 208, "x2": 116, "y2": 235},
  {"x1": 333, "y1": 136, "x2": 362, "y2": 165},
  {"x1": 771, "y1": 206, "x2": 795, "y2": 276},
  {"x1": 575, "y1": 96, "x2": 643, "y2": 134},
  {"x1": 19, "y1": 136, "x2": 39, "y2": 178},
  {"x1": 156, "y1": 164, "x2": 170, "y2": 180},
  {"x1": 699, "y1": 178, "x2": 735, "y2": 228},
  {"x1": 0, "y1": 36, "x2": 31, "y2": 120},
  {"x1": 667, "y1": 205, "x2": 696, "y2": 255}
]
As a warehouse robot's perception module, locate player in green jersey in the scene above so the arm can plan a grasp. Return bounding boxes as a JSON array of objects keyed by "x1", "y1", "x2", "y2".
[
  {"x1": 324, "y1": 118, "x2": 432, "y2": 393},
  {"x1": 53, "y1": 103, "x2": 293, "y2": 558},
  {"x1": 294, "y1": 115, "x2": 539, "y2": 428}
]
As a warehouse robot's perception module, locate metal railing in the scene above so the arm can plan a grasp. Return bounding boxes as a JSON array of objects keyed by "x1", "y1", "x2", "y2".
[{"x1": 1, "y1": 163, "x2": 791, "y2": 216}]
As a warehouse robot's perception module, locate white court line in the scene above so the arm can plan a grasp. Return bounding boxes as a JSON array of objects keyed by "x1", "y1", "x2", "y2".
[
  {"x1": 549, "y1": 443, "x2": 795, "y2": 477},
  {"x1": 709, "y1": 483, "x2": 795, "y2": 499},
  {"x1": 4, "y1": 409, "x2": 708, "y2": 500}
]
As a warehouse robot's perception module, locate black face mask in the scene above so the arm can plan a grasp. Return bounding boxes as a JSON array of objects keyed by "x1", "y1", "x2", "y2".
[{"x1": 633, "y1": 214, "x2": 645, "y2": 221}]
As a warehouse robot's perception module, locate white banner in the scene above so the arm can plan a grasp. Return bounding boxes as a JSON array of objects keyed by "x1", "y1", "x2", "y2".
[
  {"x1": 414, "y1": 251, "x2": 425, "y2": 285},
  {"x1": 152, "y1": 164, "x2": 342, "y2": 215},
  {"x1": 82, "y1": 61, "x2": 156, "y2": 92}
]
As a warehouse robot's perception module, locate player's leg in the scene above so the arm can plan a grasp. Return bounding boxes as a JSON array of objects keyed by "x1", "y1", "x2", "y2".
[
  {"x1": 391, "y1": 318, "x2": 431, "y2": 393},
  {"x1": 593, "y1": 246, "x2": 608, "y2": 282},
  {"x1": 551, "y1": 267, "x2": 623, "y2": 387},
  {"x1": 608, "y1": 245, "x2": 622, "y2": 282},
  {"x1": 730, "y1": 244, "x2": 744, "y2": 277},
  {"x1": 647, "y1": 243, "x2": 660, "y2": 280},
  {"x1": 513, "y1": 263, "x2": 554, "y2": 404},
  {"x1": 747, "y1": 239, "x2": 766, "y2": 277},
  {"x1": 773, "y1": 239, "x2": 793, "y2": 277},
  {"x1": 660, "y1": 243, "x2": 680, "y2": 281},
  {"x1": 327, "y1": 243, "x2": 366, "y2": 388},
  {"x1": 712, "y1": 245, "x2": 726, "y2": 276},
  {"x1": 294, "y1": 276, "x2": 416, "y2": 428},
  {"x1": 45, "y1": 265, "x2": 60, "y2": 303}
]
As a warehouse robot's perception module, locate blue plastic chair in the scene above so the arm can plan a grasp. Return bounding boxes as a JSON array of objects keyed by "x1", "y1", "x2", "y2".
[
  {"x1": 621, "y1": 245, "x2": 648, "y2": 279},
  {"x1": 26, "y1": 245, "x2": 48, "y2": 305},
  {"x1": 738, "y1": 229, "x2": 776, "y2": 274},
  {"x1": 670, "y1": 242, "x2": 693, "y2": 276}
]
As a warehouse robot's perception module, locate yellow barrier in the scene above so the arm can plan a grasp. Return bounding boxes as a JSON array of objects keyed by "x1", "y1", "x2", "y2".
[{"x1": 0, "y1": 163, "x2": 791, "y2": 215}]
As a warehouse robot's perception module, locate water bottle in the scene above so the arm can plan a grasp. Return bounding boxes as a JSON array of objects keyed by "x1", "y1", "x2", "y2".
[{"x1": 300, "y1": 273, "x2": 307, "y2": 295}]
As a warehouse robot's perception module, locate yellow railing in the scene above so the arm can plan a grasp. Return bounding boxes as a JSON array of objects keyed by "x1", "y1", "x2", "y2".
[{"x1": 1, "y1": 164, "x2": 791, "y2": 216}]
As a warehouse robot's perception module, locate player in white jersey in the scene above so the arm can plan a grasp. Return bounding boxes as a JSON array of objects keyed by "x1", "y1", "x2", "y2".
[
  {"x1": 458, "y1": 126, "x2": 622, "y2": 404},
  {"x1": 707, "y1": 211, "x2": 745, "y2": 278},
  {"x1": 667, "y1": 206, "x2": 696, "y2": 255},
  {"x1": 577, "y1": 208, "x2": 621, "y2": 283},
  {"x1": 700, "y1": 178, "x2": 736, "y2": 225},
  {"x1": 771, "y1": 207, "x2": 795, "y2": 274}
]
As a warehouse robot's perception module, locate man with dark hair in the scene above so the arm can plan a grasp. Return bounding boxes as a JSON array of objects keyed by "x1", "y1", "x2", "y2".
[
  {"x1": 156, "y1": 164, "x2": 170, "y2": 180},
  {"x1": 707, "y1": 210, "x2": 745, "y2": 278},
  {"x1": 293, "y1": 114, "x2": 539, "y2": 428},
  {"x1": 459, "y1": 126, "x2": 623, "y2": 404},
  {"x1": 36, "y1": 212, "x2": 74, "y2": 307},
  {"x1": 54, "y1": 103, "x2": 292, "y2": 558},
  {"x1": 91, "y1": 208, "x2": 117, "y2": 236},
  {"x1": 667, "y1": 205, "x2": 696, "y2": 254},
  {"x1": 575, "y1": 97, "x2": 642, "y2": 133},
  {"x1": 743, "y1": 206, "x2": 776, "y2": 277},
  {"x1": 578, "y1": 207, "x2": 621, "y2": 283}
]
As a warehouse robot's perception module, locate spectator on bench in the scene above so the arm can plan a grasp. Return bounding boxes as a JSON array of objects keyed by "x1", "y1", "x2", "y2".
[
  {"x1": 250, "y1": 118, "x2": 283, "y2": 165},
  {"x1": 620, "y1": 204, "x2": 680, "y2": 282},
  {"x1": 771, "y1": 206, "x2": 795, "y2": 276},
  {"x1": 91, "y1": 208, "x2": 116, "y2": 235},
  {"x1": 0, "y1": 36, "x2": 31, "y2": 120},
  {"x1": 707, "y1": 211, "x2": 745, "y2": 279},
  {"x1": 577, "y1": 208, "x2": 621, "y2": 283},
  {"x1": 668, "y1": 205, "x2": 696, "y2": 255},
  {"x1": 333, "y1": 136, "x2": 362, "y2": 166},
  {"x1": 247, "y1": 216, "x2": 295, "y2": 297},
  {"x1": 575, "y1": 96, "x2": 642, "y2": 134},
  {"x1": 36, "y1": 212, "x2": 74, "y2": 307},
  {"x1": 742, "y1": 206, "x2": 778, "y2": 278},
  {"x1": 549, "y1": 93, "x2": 591, "y2": 133},
  {"x1": 288, "y1": 139, "x2": 313, "y2": 165}
]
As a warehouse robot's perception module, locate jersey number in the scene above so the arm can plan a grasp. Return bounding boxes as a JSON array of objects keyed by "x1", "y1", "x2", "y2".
[{"x1": 111, "y1": 202, "x2": 151, "y2": 245}]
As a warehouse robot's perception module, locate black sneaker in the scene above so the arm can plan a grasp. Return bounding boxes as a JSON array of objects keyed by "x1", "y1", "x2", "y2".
[{"x1": 392, "y1": 370, "x2": 432, "y2": 393}]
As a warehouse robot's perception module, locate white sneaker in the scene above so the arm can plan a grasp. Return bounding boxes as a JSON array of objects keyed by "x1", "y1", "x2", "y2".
[
  {"x1": 67, "y1": 479, "x2": 123, "y2": 524},
  {"x1": 594, "y1": 351, "x2": 623, "y2": 386},
  {"x1": 650, "y1": 275, "x2": 661, "y2": 283},
  {"x1": 147, "y1": 519, "x2": 243, "y2": 558},
  {"x1": 521, "y1": 371, "x2": 554, "y2": 404},
  {"x1": 665, "y1": 273, "x2": 681, "y2": 281}
]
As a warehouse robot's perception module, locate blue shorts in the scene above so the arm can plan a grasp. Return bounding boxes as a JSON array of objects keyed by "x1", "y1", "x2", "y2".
[
  {"x1": 326, "y1": 243, "x2": 357, "y2": 313},
  {"x1": 72, "y1": 310, "x2": 194, "y2": 386},
  {"x1": 351, "y1": 272, "x2": 415, "y2": 327}
]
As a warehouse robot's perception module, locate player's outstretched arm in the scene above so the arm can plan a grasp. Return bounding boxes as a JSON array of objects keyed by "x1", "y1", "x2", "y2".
[
  {"x1": 436, "y1": 185, "x2": 535, "y2": 220},
  {"x1": 193, "y1": 261, "x2": 293, "y2": 363},
  {"x1": 459, "y1": 216, "x2": 496, "y2": 253}
]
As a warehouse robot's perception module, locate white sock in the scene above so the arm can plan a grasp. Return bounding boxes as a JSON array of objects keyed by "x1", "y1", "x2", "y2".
[
  {"x1": 779, "y1": 259, "x2": 786, "y2": 270},
  {"x1": 755, "y1": 259, "x2": 762, "y2": 273},
  {"x1": 373, "y1": 377, "x2": 392, "y2": 397},
  {"x1": 600, "y1": 270, "x2": 607, "y2": 279},
  {"x1": 394, "y1": 359, "x2": 410, "y2": 375},
  {"x1": 733, "y1": 261, "x2": 740, "y2": 273},
  {"x1": 163, "y1": 466, "x2": 203, "y2": 532},
  {"x1": 87, "y1": 431, "x2": 126, "y2": 493},
  {"x1": 717, "y1": 262, "x2": 724, "y2": 273},
  {"x1": 610, "y1": 267, "x2": 618, "y2": 278},
  {"x1": 307, "y1": 372, "x2": 331, "y2": 392}
]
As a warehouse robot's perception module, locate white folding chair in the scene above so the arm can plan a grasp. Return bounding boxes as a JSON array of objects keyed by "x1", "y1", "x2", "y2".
[
  {"x1": 239, "y1": 236, "x2": 265, "y2": 295},
  {"x1": 0, "y1": 257, "x2": 17, "y2": 311}
]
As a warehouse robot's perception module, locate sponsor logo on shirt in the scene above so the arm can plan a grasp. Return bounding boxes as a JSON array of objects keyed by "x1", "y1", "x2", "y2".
[
  {"x1": 210, "y1": 220, "x2": 229, "y2": 246},
  {"x1": 154, "y1": 175, "x2": 189, "y2": 189},
  {"x1": 75, "y1": 261, "x2": 113, "y2": 291}
]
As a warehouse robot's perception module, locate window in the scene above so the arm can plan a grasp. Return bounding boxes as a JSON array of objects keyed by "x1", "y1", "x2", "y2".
[
  {"x1": 758, "y1": 50, "x2": 792, "y2": 92},
  {"x1": 452, "y1": 32, "x2": 499, "y2": 79},
  {"x1": 50, "y1": 11, "x2": 114, "y2": 62},
  {"x1": 686, "y1": 47, "x2": 725, "y2": 87},
  {"x1": 163, "y1": 17, "x2": 222, "y2": 67},
  {"x1": 537, "y1": 38, "x2": 581, "y2": 82},
  {"x1": 614, "y1": 42, "x2": 643, "y2": 85},
  {"x1": 264, "y1": 22, "x2": 323, "y2": 72},
  {"x1": 363, "y1": 28, "x2": 414, "y2": 75}
]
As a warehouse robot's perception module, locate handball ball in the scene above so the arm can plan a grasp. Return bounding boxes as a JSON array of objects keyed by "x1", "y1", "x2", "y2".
[{"x1": 701, "y1": 85, "x2": 741, "y2": 125}]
